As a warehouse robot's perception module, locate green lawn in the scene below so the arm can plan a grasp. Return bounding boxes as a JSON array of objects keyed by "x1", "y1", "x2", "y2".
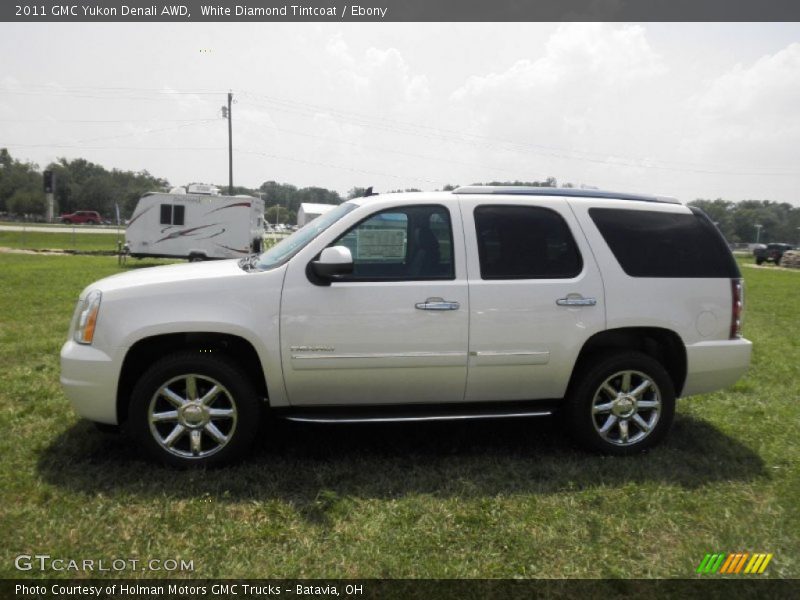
[
  {"x1": 0, "y1": 230, "x2": 122, "y2": 253},
  {"x1": 0, "y1": 254, "x2": 797, "y2": 579}
]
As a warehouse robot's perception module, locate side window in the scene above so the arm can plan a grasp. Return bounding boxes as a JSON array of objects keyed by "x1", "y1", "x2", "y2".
[
  {"x1": 589, "y1": 208, "x2": 739, "y2": 278},
  {"x1": 160, "y1": 204, "x2": 185, "y2": 226},
  {"x1": 160, "y1": 204, "x2": 172, "y2": 225},
  {"x1": 475, "y1": 205, "x2": 583, "y2": 279},
  {"x1": 173, "y1": 204, "x2": 185, "y2": 226},
  {"x1": 332, "y1": 205, "x2": 455, "y2": 281}
]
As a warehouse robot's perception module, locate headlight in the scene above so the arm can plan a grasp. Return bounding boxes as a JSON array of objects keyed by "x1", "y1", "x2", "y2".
[{"x1": 74, "y1": 290, "x2": 102, "y2": 344}]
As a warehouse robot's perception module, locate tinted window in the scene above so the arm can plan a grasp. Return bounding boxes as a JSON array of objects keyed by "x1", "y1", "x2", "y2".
[
  {"x1": 589, "y1": 208, "x2": 740, "y2": 278},
  {"x1": 160, "y1": 204, "x2": 171, "y2": 225},
  {"x1": 173, "y1": 204, "x2": 185, "y2": 226},
  {"x1": 160, "y1": 204, "x2": 186, "y2": 226},
  {"x1": 332, "y1": 205, "x2": 454, "y2": 281},
  {"x1": 474, "y1": 206, "x2": 582, "y2": 279}
]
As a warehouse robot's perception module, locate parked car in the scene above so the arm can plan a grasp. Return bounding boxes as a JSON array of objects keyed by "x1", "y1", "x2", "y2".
[
  {"x1": 753, "y1": 243, "x2": 794, "y2": 265},
  {"x1": 60, "y1": 210, "x2": 102, "y2": 225},
  {"x1": 61, "y1": 187, "x2": 752, "y2": 467}
]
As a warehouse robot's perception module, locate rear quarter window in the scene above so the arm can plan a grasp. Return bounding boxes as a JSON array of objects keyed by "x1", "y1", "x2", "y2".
[{"x1": 589, "y1": 207, "x2": 740, "y2": 278}]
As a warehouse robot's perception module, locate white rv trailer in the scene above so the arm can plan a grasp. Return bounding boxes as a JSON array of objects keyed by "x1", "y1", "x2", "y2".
[{"x1": 125, "y1": 190, "x2": 265, "y2": 260}]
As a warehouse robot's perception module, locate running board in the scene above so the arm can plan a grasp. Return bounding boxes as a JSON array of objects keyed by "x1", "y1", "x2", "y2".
[{"x1": 281, "y1": 408, "x2": 554, "y2": 424}]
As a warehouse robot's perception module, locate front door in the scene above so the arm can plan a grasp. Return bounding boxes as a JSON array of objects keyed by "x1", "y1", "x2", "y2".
[{"x1": 280, "y1": 203, "x2": 469, "y2": 406}]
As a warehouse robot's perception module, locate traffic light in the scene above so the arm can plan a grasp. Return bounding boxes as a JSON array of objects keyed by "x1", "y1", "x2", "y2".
[{"x1": 43, "y1": 170, "x2": 55, "y2": 193}]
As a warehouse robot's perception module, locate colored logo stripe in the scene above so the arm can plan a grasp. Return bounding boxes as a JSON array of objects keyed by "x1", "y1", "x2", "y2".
[{"x1": 696, "y1": 553, "x2": 773, "y2": 575}]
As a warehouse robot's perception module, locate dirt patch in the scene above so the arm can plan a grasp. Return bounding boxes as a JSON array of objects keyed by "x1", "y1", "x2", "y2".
[
  {"x1": 0, "y1": 246, "x2": 72, "y2": 255},
  {"x1": 742, "y1": 262, "x2": 800, "y2": 272}
]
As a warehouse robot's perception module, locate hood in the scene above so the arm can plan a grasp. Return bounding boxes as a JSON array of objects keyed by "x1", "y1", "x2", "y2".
[{"x1": 87, "y1": 259, "x2": 249, "y2": 295}]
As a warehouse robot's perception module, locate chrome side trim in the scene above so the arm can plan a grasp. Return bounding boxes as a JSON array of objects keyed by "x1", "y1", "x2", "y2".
[
  {"x1": 291, "y1": 351, "x2": 467, "y2": 360},
  {"x1": 283, "y1": 410, "x2": 553, "y2": 424},
  {"x1": 471, "y1": 351, "x2": 550, "y2": 357}
]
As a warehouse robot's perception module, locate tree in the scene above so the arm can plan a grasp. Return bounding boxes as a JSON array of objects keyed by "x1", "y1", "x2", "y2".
[
  {"x1": 46, "y1": 158, "x2": 167, "y2": 219},
  {"x1": 473, "y1": 178, "x2": 557, "y2": 187},
  {"x1": 0, "y1": 149, "x2": 41, "y2": 214},
  {"x1": 690, "y1": 198, "x2": 800, "y2": 243},
  {"x1": 346, "y1": 187, "x2": 368, "y2": 199},
  {"x1": 264, "y1": 205, "x2": 296, "y2": 225},
  {"x1": 6, "y1": 189, "x2": 45, "y2": 216}
]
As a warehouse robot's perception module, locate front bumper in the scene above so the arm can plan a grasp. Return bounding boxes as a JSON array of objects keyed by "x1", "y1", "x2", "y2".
[
  {"x1": 60, "y1": 340, "x2": 125, "y2": 424},
  {"x1": 682, "y1": 338, "x2": 753, "y2": 397}
]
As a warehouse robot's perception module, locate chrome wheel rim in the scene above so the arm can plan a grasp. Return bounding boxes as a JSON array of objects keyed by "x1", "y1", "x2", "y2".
[
  {"x1": 591, "y1": 370, "x2": 661, "y2": 447},
  {"x1": 148, "y1": 374, "x2": 238, "y2": 459}
]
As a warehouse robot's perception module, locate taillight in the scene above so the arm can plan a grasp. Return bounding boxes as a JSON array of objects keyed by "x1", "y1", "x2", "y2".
[{"x1": 730, "y1": 278, "x2": 744, "y2": 339}]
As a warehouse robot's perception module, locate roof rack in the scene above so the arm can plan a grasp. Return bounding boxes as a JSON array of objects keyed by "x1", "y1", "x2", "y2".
[{"x1": 452, "y1": 186, "x2": 679, "y2": 204}]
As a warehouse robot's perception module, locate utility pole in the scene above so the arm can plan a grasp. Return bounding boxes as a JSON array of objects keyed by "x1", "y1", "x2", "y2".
[
  {"x1": 222, "y1": 91, "x2": 233, "y2": 195},
  {"x1": 227, "y1": 91, "x2": 233, "y2": 195},
  {"x1": 43, "y1": 170, "x2": 55, "y2": 222}
]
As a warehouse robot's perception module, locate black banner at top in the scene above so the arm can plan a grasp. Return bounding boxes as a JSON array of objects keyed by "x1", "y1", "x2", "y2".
[{"x1": 3, "y1": 0, "x2": 800, "y2": 22}]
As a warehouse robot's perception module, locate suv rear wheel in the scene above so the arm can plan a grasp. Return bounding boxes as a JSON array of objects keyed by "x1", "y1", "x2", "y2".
[
  {"x1": 566, "y1": 351, "x2": 675, "y2": 455},
  {"x1": 127, "y1": 352, "x2": 261, "y2": 467}
]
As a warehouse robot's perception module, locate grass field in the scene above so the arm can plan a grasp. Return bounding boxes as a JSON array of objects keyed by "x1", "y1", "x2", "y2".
[
  {"x1": 0, "y1": 229, "x2": 122, "y2": 253},
  {"x1": 0, "y1": 251, "x2": 797, "y2": 580}
]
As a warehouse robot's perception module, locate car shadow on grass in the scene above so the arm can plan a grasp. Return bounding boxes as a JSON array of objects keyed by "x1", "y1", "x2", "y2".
[{"x1": 37, "y1": 413, "x2": 766, "y2": 507}]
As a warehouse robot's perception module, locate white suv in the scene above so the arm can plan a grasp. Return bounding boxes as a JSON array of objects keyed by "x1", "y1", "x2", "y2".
[{"x1": 61, "y1": 187, "x2": 752, "y2": 467}]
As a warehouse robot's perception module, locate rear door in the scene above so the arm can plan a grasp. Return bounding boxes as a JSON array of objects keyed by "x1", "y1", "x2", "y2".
[{"x1": 459, "y1": 196, "x2": 606, "y2": 401}]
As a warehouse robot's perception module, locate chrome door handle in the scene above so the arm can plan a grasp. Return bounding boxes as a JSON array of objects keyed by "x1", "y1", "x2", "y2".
[
  {"x1": 556, "y1": 296, "x2": 597, "y2": 307},
  {"x1": 415, "y1": 297, "x2": 460, "y2": 311}
]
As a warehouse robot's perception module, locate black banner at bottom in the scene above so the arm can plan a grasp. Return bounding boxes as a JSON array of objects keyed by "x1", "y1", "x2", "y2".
[{"x1": 3, "y1": 579, "x2": 799, "y2": 600}]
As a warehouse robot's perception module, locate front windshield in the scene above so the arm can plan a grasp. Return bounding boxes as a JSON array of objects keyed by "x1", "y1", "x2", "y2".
[{"x1": 255, "y1": 202, "x2": 358, "y2": 271}]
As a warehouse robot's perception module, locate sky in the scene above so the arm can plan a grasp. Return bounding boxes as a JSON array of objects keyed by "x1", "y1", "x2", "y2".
[{"x1": 1, "y1": 22, "x2": 799, "y2": 204}]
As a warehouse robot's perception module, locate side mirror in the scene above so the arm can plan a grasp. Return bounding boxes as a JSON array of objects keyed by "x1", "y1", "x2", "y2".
[{"x1": 311, "y1": 246, "x2": 354, "y2": 280}]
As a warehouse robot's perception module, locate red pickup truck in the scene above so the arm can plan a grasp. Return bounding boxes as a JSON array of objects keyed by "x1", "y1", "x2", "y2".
[{"x1": 60, "y1": 211, "x2": 102, "y2": 224}]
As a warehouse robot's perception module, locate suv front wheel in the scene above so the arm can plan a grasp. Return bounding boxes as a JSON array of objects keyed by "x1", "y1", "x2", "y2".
[
  {"x1": 127, "y1": 352, "x2": 261, "y2": 467},
  {"x1": 565, "y1": 352, "x2": 675, "y2": 455}
]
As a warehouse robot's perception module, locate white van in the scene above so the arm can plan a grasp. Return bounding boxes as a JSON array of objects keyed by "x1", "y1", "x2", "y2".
[{"x1": 125, "y1": 190, "x2": 265, "y2": 260}]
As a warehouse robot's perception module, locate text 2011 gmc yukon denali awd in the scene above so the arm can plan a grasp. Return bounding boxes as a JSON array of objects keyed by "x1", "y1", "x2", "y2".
[{"x1": 61, "y1": 186, "x2": 752, "y2": 467}]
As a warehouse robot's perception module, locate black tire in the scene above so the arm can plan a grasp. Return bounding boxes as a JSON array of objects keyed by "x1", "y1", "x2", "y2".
[
  {"x1": 565, "y1": 351, "x2": 675, "y2": 455},
  {"x1": 127, "y1": 351, "x2": 261, "y2": 468},
  {"x1": 756, "y1": 258, "x2": 764, "y2": 265}
]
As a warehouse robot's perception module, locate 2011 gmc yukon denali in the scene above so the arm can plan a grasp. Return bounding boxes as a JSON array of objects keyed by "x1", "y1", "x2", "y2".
[{"x1": 60, "y1": 186, "x2": 752, "y2": 467}]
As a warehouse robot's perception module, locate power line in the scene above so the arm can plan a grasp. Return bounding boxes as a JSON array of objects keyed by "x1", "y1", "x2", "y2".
[
  {"x1": 0, "y1": 118, "x2": 215, "y2": 123},
  {"x1": 3, "y1": 82, "x2": 798, "y2": 178}
]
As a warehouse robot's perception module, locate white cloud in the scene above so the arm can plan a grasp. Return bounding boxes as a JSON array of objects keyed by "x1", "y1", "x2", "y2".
[
  {"x1": 680, "y1": 42, "x2": 800, "y2": 174},
  {"x1": 446, "y1": 24, "x2": 669, "y2": 186},
  {"x1": 693, "y1": 42, "x2": 800, "y2": 120},
  {"x1": 452, "y1": 23, "x2": 663, "y2": 100},
  {"x1": 324, "y1": 34, "x2": 430, "y2": 110}
]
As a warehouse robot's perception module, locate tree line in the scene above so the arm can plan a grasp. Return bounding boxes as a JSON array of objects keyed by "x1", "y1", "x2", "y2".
[
  {"x1": 688, "y1": 199, "x2": 800, "y2": 245},
  {"x1": 1, "y1": 148, "x2": 798, "y2": 243}
]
